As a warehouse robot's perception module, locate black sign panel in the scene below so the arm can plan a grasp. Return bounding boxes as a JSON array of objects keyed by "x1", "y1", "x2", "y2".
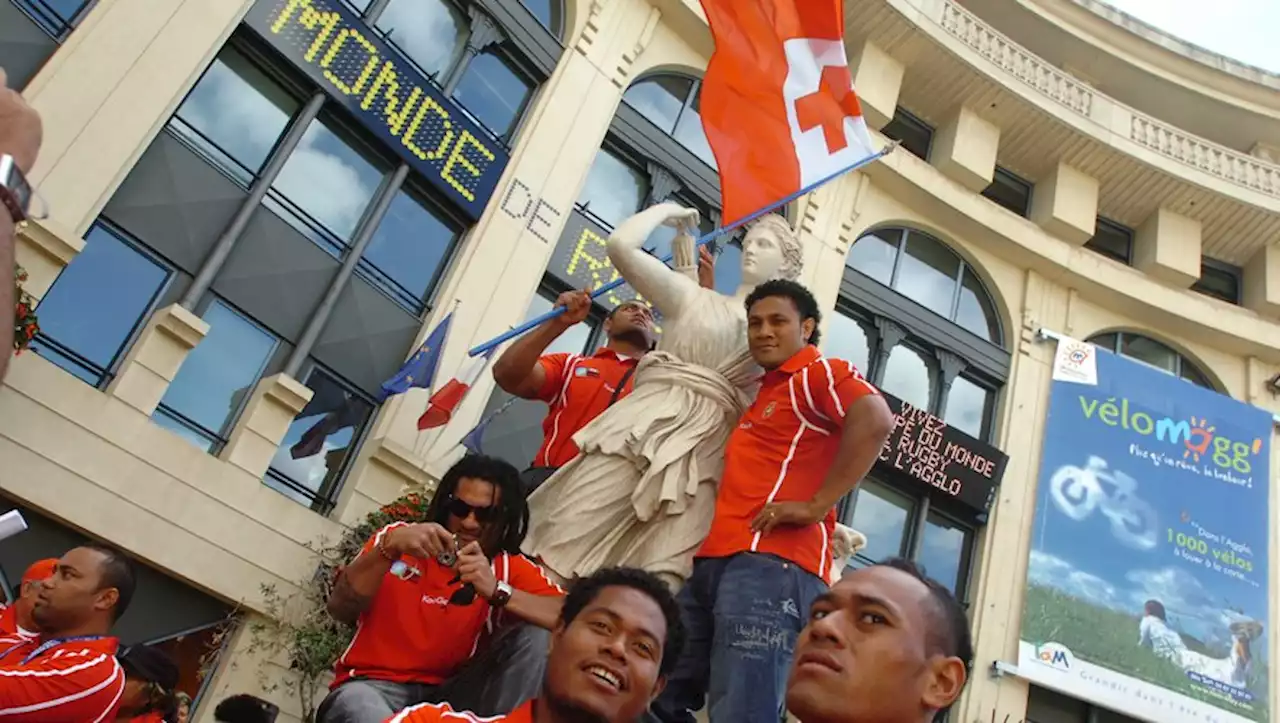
[
  {"x1": 245, "y1": 0, "x2": 509, "y2": 221},
  {"x1": 547, "y1": 208, "x2": 654, "y2": 313},
  {"x1": 877, "y1": 393, "x2": 1007, "y2": 519}
]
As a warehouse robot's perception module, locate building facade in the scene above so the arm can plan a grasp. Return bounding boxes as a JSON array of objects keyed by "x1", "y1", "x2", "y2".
[{"x1": 1, "y1": 0, "x2": 1277, "y2": 721}]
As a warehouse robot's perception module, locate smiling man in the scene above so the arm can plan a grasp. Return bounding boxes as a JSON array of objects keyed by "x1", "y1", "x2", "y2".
[
  {"x1": 786, "y1": 558, "x2": 973, "y2": 723},
  {"x1": 387, "y1": 566, "x2": 684, "y2": 723},
  {"x1": 319, "y1": 455, "x2": 565, "y2": 723}
]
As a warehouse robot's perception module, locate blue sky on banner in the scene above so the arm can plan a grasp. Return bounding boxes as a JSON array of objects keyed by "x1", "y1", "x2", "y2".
[
  {"x1": 1106, "y1": 0, "x2": 1279, "y2": 73},
  {"x1": 1030, "y1": 349, "x2": 1271, "y2": 654}
]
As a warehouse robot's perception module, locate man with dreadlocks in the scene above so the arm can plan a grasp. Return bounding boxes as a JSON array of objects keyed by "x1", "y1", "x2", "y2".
[{"x1": 318, "y1": 455, "x2": 565, "y2": 723}]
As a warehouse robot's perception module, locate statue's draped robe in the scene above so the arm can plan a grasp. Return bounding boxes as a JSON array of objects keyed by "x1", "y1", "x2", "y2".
[{"x1": 523, "y1": 286, "x2": 760, "y2": 586}]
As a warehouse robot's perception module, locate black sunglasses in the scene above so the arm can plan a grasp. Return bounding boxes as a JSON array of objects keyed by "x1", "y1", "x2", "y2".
[{"x1": 445, "y1": 496, "x2": 497, "y2": 523}]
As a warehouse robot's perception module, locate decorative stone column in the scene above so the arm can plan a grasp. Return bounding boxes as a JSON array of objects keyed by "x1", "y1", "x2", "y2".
[
  {"x1": 219, "y1": 374, "x2": 314, "y2": 479},
  {"x1": 105, "y1": 304, "x2": 208, "y2": 416}
]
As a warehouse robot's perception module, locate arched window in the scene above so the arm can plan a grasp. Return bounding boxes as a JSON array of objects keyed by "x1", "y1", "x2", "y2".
[
  {"x1": 1087, "y1": 332, "x2": 1215, "y2": 390},
  {"x1": 831, "y1": 226, "x2": 1011, "y2": 603},
  {"x1": 622, "y1": 73, "x2": 717, "y2": 168},
  {"x1": 517, "y1": 0, "x2": 565, "y2": 38}
]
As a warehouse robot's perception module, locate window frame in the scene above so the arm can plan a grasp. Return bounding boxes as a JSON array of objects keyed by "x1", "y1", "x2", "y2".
[
  {"x1": 11, "y1": 0, "x2": 97, "y2": 41},
  {"x1": 1084, "y1": 216, "x2": 1134, "y2": 265},
  {"x1": 31, "y1": 219, "x2": 177, "y2": 390},
  {"x1": 1190, "y1": 257, "x2": 1242, "y2": 305},
  {"x1": 622, "y1": 73, "x2": 715, "y2": 167},
  {"x1": 880, "y1": 106, "x2": 934, "y2": 161},
  {"x1": 1086, "y1": 331, "x2": 1219, "y2": 391},
  {"x1": 981, "y1": 166, "x2": 1033, "y2": 218}
]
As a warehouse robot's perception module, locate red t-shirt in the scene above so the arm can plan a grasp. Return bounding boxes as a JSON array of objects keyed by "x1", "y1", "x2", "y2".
[
  {"x1": 532, "y1": 348, "x2": 640, "y2": 468},
  {"x1": 119, "y1": 711, "x2": 166, "y2": 722},
  {"x1": 0, "y1": 606, "x2": 36, "y2": 639},
  {"x1": 333, "y1": 524, "x2": 565, "y2": 687},
  {"x1": 698, "y1": 345, "x2": 880, "y2": 580},
  {"x1": 387, "y1": 699, "x2": 534, "y2": 722},
  {"x1": 0, "y1": 633, "x2": 125, "y2": 722}
]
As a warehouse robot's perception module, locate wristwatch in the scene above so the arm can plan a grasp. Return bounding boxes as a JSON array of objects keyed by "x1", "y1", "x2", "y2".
[
  {"x1": 0, "y1": 155, "x2": 32, "y2": 225},
  {"x1": 490, "y1": 580, "x2": 513, "y2": 608}
]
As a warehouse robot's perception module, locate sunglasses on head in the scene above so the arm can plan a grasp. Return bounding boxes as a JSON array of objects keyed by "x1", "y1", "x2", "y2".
[{"x1": 445, "y1": 496, "x2": 497, "y2": 523}]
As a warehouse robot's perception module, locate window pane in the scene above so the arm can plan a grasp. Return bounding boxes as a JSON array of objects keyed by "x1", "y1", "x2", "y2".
[
  {"x1": 916, "y1": 512, "x2": 968, "y2": 594},
  {"x1": 673, "y1": 90, "x2": 717, "y2": 168},
  {"x1": 880, "y1": 345, "x2": 933, "y2": 411},
  {"x1": 954, "y1": 268, "x2": 998, "y2": 342},
  {"x1": 1118, "y1": 333, "x2": 1177, "y2": 373},
  {"x1": 623, "y1": 76, "x2": 692, "y2": 134},
  {"x1": 577, "y1": 149, "x2": 647, "y2": 229},
  {"x1": 713, "y1": 239, "x2": 743, "y2": 294},
  {"x1": 518, "y1": 0, "x2": 558, "y2": 33},
  {"x1": 1179, "y1": 361, "x2": 1213, "y2": 389},
  {"x1": 1084, "y1": 218, "x2": 1132, "y2": 264},
  {"x1": 1089, "y1": 332, "x2": 1119, "y2": 354},
  {"x1": 845, "y1": 480, "x2": 912, "y2": 564},
  {"x1": 981, "y1": 167, "x2": 1032, "y2": 217},
  {"x1": 272, "y1": 117, "x2": 385, "y2": 244},
  {"x1": 174, "y1": 49, "x2": 299, "y2": 180},
  {"x1": 944, "y1": 375, "x2": 990, "y2": 440},
  {"x1": 881, "y1": 109, "x2": 933, "y2": 161},
  {"x1": 32, "y1": 226, "x2": 170, "y2": 382},
  {"x1": 846, "y1": 230, "x2": 899, "y2": 284},
  {"x1": 267, "y1": 368, "x2": 373, "y2": 508},
  {"x1": 376, "y1": 0, "x2": 467, "y2": 80},
  {"x1": 451, "y1": 51, "x2": 532, "y2": 141},
  {"x1": 895, "y1": 232, "x2": 960, "y2": 319},
  {"x1": 1026, "y1": 685, "x2": 1089, "y2": 723},
  {"x1": 474, "y1": 292, "x2": 597, "y2": 468},
  {"x1": 360, "y1": 189, "x2": 458, "y2": 311},
  {"x1": 1191, "y1": 262, "x2": 1240, "y2": 304},
  {"x1": 157, "y1": 301, "x2": 278, "y2": 440},
  {"x1": 824, "y1": 313, "x2": 871, "y2": 375}
]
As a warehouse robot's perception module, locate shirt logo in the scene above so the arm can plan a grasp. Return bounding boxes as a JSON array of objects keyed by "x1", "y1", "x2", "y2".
[
  {"x1": 390, "y1": 561, "x2": 422, "y2": 581},
  {"x1": 763, "y1": 402, "x2": 777, "y2": 419},
  {"x1": 575, "y1": 367, "x2": 599, "y2": 378},
  {"x1": 421, "y1": 595, "x2": 449, "y2": 606}
]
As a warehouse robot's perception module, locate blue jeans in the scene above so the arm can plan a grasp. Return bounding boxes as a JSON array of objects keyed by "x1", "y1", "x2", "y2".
[{"x1": 648, "y1": 553, "x2": 828, "y2": 723}]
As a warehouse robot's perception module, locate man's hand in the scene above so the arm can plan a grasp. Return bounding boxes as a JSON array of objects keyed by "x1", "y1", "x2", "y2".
[
  {"x1": 385, "y1": 523, "x2": 455, "y2": 560},
  {"x1": 456, "y1": 541, "x2": 498, "y2": 599},
  {"x1": 552, "y1": 289, "x2": 591, "y2": 329},
  {"x1": 750, "y1": 500, "x2": 825, "y2": 536},
  {"x1": 0, "y1": 69, "x2": 42, "y2": 174},
  {"x1": 697, "y1": 246, "x2": 715, "y2": 289}
]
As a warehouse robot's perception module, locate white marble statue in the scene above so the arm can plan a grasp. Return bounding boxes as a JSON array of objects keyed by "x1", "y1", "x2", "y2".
[{"x1": 522, "y1": 201, "x2": 804, "y2": 590}]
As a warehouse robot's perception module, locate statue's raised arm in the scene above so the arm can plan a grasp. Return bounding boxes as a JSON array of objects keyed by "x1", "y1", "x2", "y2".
[{"x1": 606, "y1": 201, "x2": 702, "y2": 319}]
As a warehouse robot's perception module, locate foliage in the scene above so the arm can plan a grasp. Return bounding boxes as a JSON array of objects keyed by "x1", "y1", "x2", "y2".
[
  {"x1": 1022, "y1": 584, "x2": 1269, "y2": 722},
  {"x1": 245, "y1": 491, "x2": 433, "y2": 722},
  {"x1": 13, "y1": 264, "x2": 38, "y2": 353}
]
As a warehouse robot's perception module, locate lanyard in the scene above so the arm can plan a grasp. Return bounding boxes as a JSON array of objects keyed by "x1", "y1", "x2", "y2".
[{"x1": 0, "y1": 635, "x2": 105, "y2": 665}]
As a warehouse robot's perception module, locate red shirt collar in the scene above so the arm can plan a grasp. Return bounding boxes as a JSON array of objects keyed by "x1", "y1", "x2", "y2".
[
  {"x1": 765, "y1": 344, "x2": 821, "y2": 379},
  {"x1": 593, "y1": 346, "x2": 642, "y2": 363}
]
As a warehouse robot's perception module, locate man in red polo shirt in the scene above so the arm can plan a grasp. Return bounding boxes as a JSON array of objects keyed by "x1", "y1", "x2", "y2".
[
  {"x1": 0, "y1": 544, "x2": 135, "y2": 722},
  {"x1": 0, "y1": 558, "x2": 57, "y2": 638},
  {"x1": 649, "y1": 279, "x2": 894, "y2": 723},
  {"x1": 318, "y1": 455, "x2": 566, "y2": 723},
  {"x1": 385, "y1": 566, "x2": 683, "y2": 723},
  {"x1": 492, "y1": 291, "x2": 656, "y2": 495}
]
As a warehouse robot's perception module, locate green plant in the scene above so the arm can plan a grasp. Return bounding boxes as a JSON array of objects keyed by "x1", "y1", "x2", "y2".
[
  {"x1": 13, "y1": 264, "x2": 38, "y2": 353},
  {"x1": 246, "y1": 491, "x2": 433, "y2": 722}
]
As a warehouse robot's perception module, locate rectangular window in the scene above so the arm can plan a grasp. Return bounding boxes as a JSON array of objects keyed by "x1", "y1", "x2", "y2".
[
  {"x1": 881, "y1": 107, "x2": 933, "y2": 161},
  {"x1": 451, "y1": 50, "x2": 534, "y2": 142},
  {"x1": 1191, "y1": 258, "x2": 1241, "y2": 304},
  {"x1": 266, "y1": 365, "x2": 374, "y2": 512},
  {"x1": 12, "y1": 0, "x2": 94, "y2": 39},
  {"x1": 153, "y1": 299, "x2": 280, "y2": 452},
  {"x1": 981, "y1": 167, "x2": 1032, "y2": 217},
  {"x1": 357, "y1": 184, "x2": 462, "y2": 315},
  {"x1": 1084, "y1": 217, "x2": 1133, "y2": 264},
  {"x1": 31, "y1": 222, "x2": 173, "y2": 387}
]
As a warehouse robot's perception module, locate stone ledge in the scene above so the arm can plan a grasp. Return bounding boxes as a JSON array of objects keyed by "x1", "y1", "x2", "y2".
[{"x1": 14, "y1": 218, "x2": 84, "y2": 299}]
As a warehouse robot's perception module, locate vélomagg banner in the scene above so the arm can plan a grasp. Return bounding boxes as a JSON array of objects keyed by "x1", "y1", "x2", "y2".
[{"x1": 1019, "y1": 340, "x2": 1272, "y2": 723}]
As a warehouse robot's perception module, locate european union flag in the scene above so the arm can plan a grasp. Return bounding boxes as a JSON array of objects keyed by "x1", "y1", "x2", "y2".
[{"x1": 377, "y1": 312, "x2": 454, "y2": 402}]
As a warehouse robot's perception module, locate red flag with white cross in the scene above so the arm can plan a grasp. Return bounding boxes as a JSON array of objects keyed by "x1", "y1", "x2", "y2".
[{"x1": 698, "y1": 0, "x2": 877, "y2": 225}]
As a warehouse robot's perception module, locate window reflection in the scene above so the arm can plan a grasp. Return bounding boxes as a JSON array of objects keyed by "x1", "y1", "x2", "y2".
[
  {"x1": 845, "y1": 481, "x2": 912, "y2": 564},
  {"x1": 824, "y1": 313, "x2": 871, "y2": 374},
  {"x1": 517, "y1": 0, "x2": 560, "y2": 34},
  {"x1": 896, "y1": 232, "x2": 960, "y2": 319},
  {"x1": 156, "y1": 300, "x2": 279, "y2": 446},
  {"x1": 577, "y1": 150, "x2": 647, "y2": 228},
  {"x1": 1118, "y1": 333, "x2": 1177, "y2": 373},
  {"x1": 359, "y1": 188, "x2": 458, "y2": 313},
  {"x1": 845, "y1": 230, "x2": 898, "y2": 285},
  {"x1": 475, "y1": 293, "x2": 597, "y2": 469},
  {"x1": 917, "y1": 512, "x2": 967, "y2": 593},
  {"x1": 376, "y1": 0, "x2": 467, "y2": 80},
  {"x1": 267, "y1": 367, "x2": 373, "y2": 509},
  {"x1": 451, "y1": 51, "x2": 532, "y2": 141},
  {"x1": 880, "y1": 345, "x2": 933, "y2": 410},
  {"x1": 673, "y1": 91, "x2": 717, "y2": 168},
  {"x1": 623, "y1": 76, "x2": 691, "y2": 133},
  {"x1": 174, "y1": 48, "x2": 299, "y2": 183},
  {"x1": 271, "y1": 116, "x2": 385, "y2": 245},
  {"x1": 955, "y1": 269, "x2": 998, "y2": 342},
  {"x1": 33, "y1": 225, "x2": 171, "y2": 386},
  {"x1": 945, "y1": 375, "x2": 990, "y2": 439}
]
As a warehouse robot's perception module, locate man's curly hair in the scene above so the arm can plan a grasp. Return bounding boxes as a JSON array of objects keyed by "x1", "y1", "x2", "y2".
[{"x1": 562, "y1": 567, "x2": 686, "y2": 676}]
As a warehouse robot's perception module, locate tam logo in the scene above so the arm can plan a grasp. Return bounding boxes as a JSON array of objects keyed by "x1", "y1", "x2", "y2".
[{"x1": 1034, "y1": 643, "x2": 1073, "y2": 671}]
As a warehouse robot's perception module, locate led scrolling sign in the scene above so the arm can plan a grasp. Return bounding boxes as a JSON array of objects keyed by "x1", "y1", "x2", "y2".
[{"x1": 245, "y1": 0, "x2": 510, "y2": 221}]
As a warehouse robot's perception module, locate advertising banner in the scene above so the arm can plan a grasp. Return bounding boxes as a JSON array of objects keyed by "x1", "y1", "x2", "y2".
[{"x1": 1020, "y1": 340, "x2": 1272, "y2": 723}]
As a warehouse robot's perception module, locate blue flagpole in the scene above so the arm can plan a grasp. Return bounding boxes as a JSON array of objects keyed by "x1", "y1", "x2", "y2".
[{"x1": 468, "y1": 143, "x2": 898, "y2": 358}]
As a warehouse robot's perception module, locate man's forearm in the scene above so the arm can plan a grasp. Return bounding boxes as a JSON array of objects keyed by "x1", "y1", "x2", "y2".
[
  {"x1": 492, "y1": 322, "x2": 564, "y2": 391},
  {"x1": 503, "y1": 592, "x2": 563, "y2": 631},
  {"x1": 811, "y1": 397, "x2": 894, "y2": 512},
  {"x1": 0, "y1": 222, "x2": 14, "y2": 381},
  {"x1": 326, "y1": 550, "x2": 394, "y2": 623}
]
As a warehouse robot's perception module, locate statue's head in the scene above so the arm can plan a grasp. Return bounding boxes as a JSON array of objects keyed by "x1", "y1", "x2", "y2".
[{"x1": 739, "y1": 214, "x2": 802, "y2": 286}]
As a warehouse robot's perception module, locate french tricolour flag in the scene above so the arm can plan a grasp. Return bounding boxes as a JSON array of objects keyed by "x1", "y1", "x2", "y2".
[{"x1": 417, "y1": 348, "x2": 496, "y2": 430}]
